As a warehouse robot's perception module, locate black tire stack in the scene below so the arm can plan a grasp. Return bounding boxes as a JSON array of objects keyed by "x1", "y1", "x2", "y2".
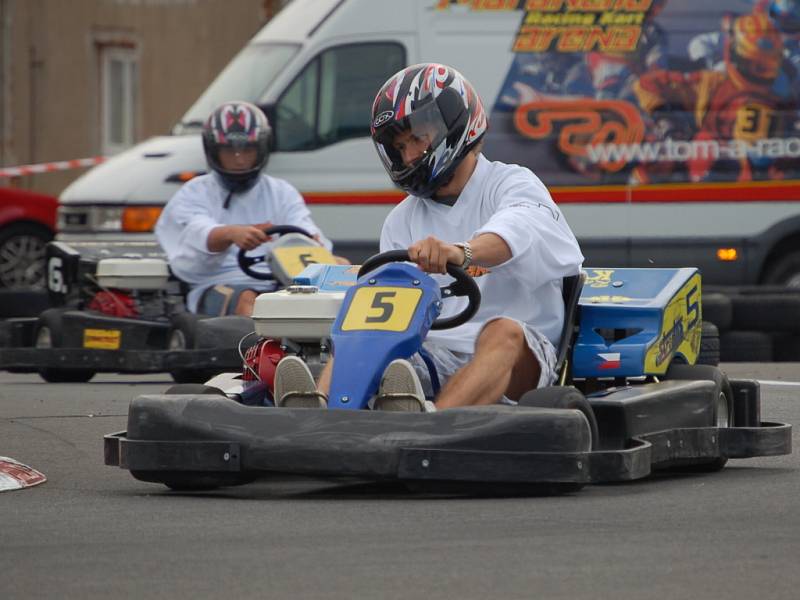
[{"x1": 704, "y1": 286, "x2": 800, "y2": 362}]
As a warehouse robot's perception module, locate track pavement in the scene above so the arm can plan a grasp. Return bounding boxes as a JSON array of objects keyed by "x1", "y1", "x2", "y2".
[{"x1": 1, "y1": 365, "x2": 798, "y2": 600}]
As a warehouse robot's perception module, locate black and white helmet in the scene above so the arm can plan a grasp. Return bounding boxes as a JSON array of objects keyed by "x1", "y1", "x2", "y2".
[
  {"x1": 202, "y1": 101, "x2": 271, "y2": 191},
  {"x1": 370, "y1": 63, "x2": 488, "y2": 198}
]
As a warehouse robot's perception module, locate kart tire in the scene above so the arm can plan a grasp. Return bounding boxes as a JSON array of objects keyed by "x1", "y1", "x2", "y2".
[
  {"x1": 130, "y1": 470, "x2": 257, "y2": 492},
  {"x1": 34, "y1": 308, "x2": 96, "y2": 383},
  {"x1": 697, "y1": 321, "x2": 720, "y2": 366},
  {"x1": 517, "y1": 386, "x2": 599, "y2": 451},
  {"x1": 772, "y1": 333, "x2": 800, "y2": 362},
  {"x1": 701, "y1": 293, "x2": 732, "y2": 332},
  {"x1": 719, "y1": 330, "x2": 773, "y2": 362},
  {"x1": 167, "y1": 312, "x2": 218, "y2": 384},
  {"x1": 663, "y1": 363, "x2": 733, "y2": 471},
  {"x1": 163, "y1": 383, "x2": 227, "y2": 396},
  {"x1": 730, "y1": 293, "x2": 800, "y2": 333},
  {"x1": 403, "y1": 480, "x2": 584, "y2": 497},
  {"x1": 0, "y1": 288, "x2": 52, "y2": 318}
]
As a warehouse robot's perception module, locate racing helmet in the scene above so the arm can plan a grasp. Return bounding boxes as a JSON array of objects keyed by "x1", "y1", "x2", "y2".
[
  {"x1": 768, "y1": 0, "x2": 800, "y2": 33},
  {"x1": 202, "y1": 101, "x2": 271, "y2": 191},
  {"x1": 726, "y1": 12, "x2": 784, "y2": 86},
  {"x1": 370, "y1": 63, "x2": 488, "y2": 198}
]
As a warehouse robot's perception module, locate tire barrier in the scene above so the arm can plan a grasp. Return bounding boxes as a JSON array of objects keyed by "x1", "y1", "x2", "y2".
[{"x1": 705, "y1": 286, "x2": 800, "y2": 362}]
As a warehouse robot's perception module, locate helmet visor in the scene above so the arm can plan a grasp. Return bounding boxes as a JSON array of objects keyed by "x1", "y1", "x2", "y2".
[{"x1": 373, "y1": 100, "x2": 450, "y2": 181}]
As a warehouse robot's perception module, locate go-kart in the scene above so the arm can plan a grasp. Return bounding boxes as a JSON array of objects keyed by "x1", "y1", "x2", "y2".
[
  {"x1": 0, "y1": 225, "x2": 337, "y2": 383},
  {"x1": 103, "y1": 252, "x2": 792, "y2": 494}
]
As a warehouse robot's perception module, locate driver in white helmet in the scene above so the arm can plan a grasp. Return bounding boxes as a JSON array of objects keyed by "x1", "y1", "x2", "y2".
[
  {"x1": 156, "y1": 101, "x2": 341, "y2": 316},
  {"x1": 274, "y1": 64, "x2": 583, "y2": 411}
]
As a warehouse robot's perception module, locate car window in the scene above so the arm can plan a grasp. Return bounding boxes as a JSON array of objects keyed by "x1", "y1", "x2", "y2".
[{"x1": 275, "y1": 42, "x2": 406, "y2": 152}]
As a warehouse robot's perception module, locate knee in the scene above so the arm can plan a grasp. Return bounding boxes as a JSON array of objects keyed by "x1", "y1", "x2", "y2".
[
  {"x1": 479, "y1": 318, "x2": 525, "y2": 353},
  {"x1": 234, "y1": 290, "x2": 258, "y2": 316}
]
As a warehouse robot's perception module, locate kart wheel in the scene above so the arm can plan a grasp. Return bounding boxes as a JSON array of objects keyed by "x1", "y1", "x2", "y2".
[
  {"x1": 517, "y1": 386, "x2": 599, "y2": 451},
  {"x1": 167, "y1": 313, "x2": 217, "y2": 383},
  {"x1": 34, "y1": 309, "x2": 95, "y2": 383},
  {"x1": 164, "y1": 383, "x2": 227, "y2": 396},
  {"x1": 130, "y1": 470, "x2": 257, "y2": 492},
  {"x1": 663, "y1": 363, "x2": 733, "y2": 471},
  {"x1": 697, "y1": 321, "x2": 720, "y2": 366},
  {"x1": 403, "y1": 480, "x2": 584, "y2": 497}
]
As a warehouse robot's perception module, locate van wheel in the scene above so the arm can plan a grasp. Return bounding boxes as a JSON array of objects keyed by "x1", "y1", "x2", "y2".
[
  {"x1": 763, "y1": 250, "x2": 800, "y2": 288},
  {"x1": 663, "y1": 364, "x2": 732, "y2": 471},
  {"x1": 34, "y1": 309, "x2": 95, "y2": 383}
]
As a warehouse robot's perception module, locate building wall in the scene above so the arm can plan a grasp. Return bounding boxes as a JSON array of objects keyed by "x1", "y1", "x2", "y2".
[{"x1": 0, "y1": 0, "x2": 285, "y2": 196}]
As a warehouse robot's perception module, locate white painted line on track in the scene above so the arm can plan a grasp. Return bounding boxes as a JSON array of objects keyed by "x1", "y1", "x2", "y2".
[{"x1": 758, "y1": 380, "x2": 800, "y2": 387}]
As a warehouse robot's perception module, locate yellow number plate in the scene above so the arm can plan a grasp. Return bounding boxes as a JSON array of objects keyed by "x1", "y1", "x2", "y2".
[
  {"x1": 341, "y1": 287, "x2": 422, "y2": 332},
  {"x1": 83, "y1": 328, "x2": 121, "y2": 350},
  {"x1": 271, "y1": 247, "x2": 337, "y2": 278}
]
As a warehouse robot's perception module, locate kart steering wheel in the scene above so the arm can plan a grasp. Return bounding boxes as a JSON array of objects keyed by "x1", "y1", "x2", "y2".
[
  {"x1": 357, "y1": 249, "x2": 481, "y2": 330},
  {"x1": 237, "y1": 224, "x2": 316, "y2": 280}
]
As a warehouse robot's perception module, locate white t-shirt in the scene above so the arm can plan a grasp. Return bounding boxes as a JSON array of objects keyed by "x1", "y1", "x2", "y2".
[
  {"x1": 155, "y1": 172, "x2": 331, "y2": 312},
  {"x1": 380, "y1": 154, "x2": 584, "y2": 353}
]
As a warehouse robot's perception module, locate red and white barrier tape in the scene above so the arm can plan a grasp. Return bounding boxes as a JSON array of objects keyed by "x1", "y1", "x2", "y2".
[{"x1": 0, "y1": 156, "x2": 106, "y2": 178}]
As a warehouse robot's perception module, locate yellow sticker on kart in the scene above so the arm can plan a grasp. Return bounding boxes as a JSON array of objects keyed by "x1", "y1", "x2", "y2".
[
  {"x1": 271, "y1": 247, "x2": 337, "y2": 278},
  {"x1": 83, "y1": 328, "x2": 121, "y2": 350},
  {"x1": 341, "y1": 287, "x2": 423, "y2": 332},
  {"x1": 643, "y1": 273, "x2": 702, "y2": 374}
]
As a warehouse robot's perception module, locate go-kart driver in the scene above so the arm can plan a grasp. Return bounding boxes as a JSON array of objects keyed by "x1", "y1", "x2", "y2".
[
  {"x1": 274, "y1": 64, "x2": 584, "y2": 411},
  {"x1": 156, "y1": 101, "x2": 346, "y2": 316}
]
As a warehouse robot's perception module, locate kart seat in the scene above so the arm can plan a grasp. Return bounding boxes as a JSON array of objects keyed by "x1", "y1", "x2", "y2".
[{"x1": 554, "y1": 271, "x2": 585, "y2": 384}]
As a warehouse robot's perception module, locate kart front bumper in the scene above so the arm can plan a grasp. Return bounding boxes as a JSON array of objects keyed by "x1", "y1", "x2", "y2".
[{"x1": 104, "y1": 391, "x2": 791, "y2": 488}]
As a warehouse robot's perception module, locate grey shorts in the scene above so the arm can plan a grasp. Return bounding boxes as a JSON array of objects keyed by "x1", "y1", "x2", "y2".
[
  {"x1": 196, "y1": 284, "x2": 274, "y2": 316},
  {"x1": 408, "y1": 317, "x2": 558, "y2": 405}
]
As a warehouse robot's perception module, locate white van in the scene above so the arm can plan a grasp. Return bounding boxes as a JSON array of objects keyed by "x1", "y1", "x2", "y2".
[{"x1": 59, "y1": 0, "x2": 800, "y2": 285}]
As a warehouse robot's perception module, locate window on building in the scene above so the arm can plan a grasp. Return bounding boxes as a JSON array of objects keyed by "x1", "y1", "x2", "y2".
[
  {"x1": 100, "y1": 46, "x2": 138, "y2": 155},
  {"x1": 274, "y1": 42, "x2": 406, "y2": 152}
]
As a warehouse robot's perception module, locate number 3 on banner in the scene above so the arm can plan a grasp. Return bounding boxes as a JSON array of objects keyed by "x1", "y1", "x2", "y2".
[{"x1": 341, "y1": 287, "x2": 423, "y2": 332}]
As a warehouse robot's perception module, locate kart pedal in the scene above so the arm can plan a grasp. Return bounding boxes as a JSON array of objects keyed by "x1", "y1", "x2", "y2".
[{"x1": 274, "y1": 356, "x2": 326, "y2": 409}]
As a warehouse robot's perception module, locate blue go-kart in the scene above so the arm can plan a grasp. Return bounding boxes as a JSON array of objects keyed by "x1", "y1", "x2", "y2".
[{"x1": 104, "y1": 251, "x2": 791, "y2": 494}]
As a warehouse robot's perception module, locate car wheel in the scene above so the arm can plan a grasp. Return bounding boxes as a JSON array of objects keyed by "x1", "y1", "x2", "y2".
[
  {"x1": 34, "y1": 308, "x2": 95, "y2": 383},
  {"x1": 0, "y1": 223, "x2": 52, "y2": 289},
  {"x1": 664, "y1": 363, "x2": 733, "y2": 471}
]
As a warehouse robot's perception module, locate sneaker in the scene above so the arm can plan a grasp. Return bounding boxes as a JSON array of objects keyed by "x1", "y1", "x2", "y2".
[
  {"x1": 273, "y1": 356, "x2": 327, "y2": 408},
  {"x1": 373, "y1": 359, "x2": 435, "y2": 412}
]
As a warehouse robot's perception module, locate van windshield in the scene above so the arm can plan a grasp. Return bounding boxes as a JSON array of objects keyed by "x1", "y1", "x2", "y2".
[{"x1": 173, "y1": 43, "x2": 299, "y2": 133}]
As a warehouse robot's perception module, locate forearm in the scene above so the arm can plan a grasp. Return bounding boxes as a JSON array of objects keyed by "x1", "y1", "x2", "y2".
[
  {"x1": 466, "y1": 232, "x2": 512, "y2": 267},
  {"x1": 206, "y1": 226, "x2": 234, "y2": 252}
]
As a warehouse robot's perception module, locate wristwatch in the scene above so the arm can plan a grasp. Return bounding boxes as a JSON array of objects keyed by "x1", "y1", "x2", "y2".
[{"x1": 453, "y1": 242, "x2": 473, "y2": 270}]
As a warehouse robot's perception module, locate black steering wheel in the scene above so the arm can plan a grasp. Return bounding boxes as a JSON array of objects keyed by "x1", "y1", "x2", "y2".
[
  {"x1": 237, "y1": 224, "x2": 315, "y2": 280},
  {"x1": 357, "y1": 250, "x2": 481, "y2": 330}
]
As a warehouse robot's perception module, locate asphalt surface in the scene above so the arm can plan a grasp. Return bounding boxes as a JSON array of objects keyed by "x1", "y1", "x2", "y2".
[{"x1": 1, "y1": 364, "x2": 799, "y2": 600}]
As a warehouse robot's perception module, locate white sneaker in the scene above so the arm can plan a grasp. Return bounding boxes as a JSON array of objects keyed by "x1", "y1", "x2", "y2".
[
  {"x1": 273, "y1": 356, "x2": 327, "y2": 408},
  {"x1": 373, "y1": 359, "x2": 435, "y2": 412}
]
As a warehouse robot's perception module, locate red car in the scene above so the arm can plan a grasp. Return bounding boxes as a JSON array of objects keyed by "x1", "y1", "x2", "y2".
[{"x1": 0, "y1": 187, "x2": 57, "y2": 289}]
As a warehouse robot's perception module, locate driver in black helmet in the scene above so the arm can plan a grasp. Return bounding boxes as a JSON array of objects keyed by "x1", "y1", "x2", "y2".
[
  {"x1": 274, "y1": 64, "x2": 583, "y2": 411},
  {"x1": 156, "y1": 101, "x2": 345, "y2": 316}
]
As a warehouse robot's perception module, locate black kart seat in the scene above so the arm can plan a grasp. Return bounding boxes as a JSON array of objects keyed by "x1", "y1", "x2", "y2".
[{"x1": 554, "y1": 272, "x2": 585, "y2": 383}]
